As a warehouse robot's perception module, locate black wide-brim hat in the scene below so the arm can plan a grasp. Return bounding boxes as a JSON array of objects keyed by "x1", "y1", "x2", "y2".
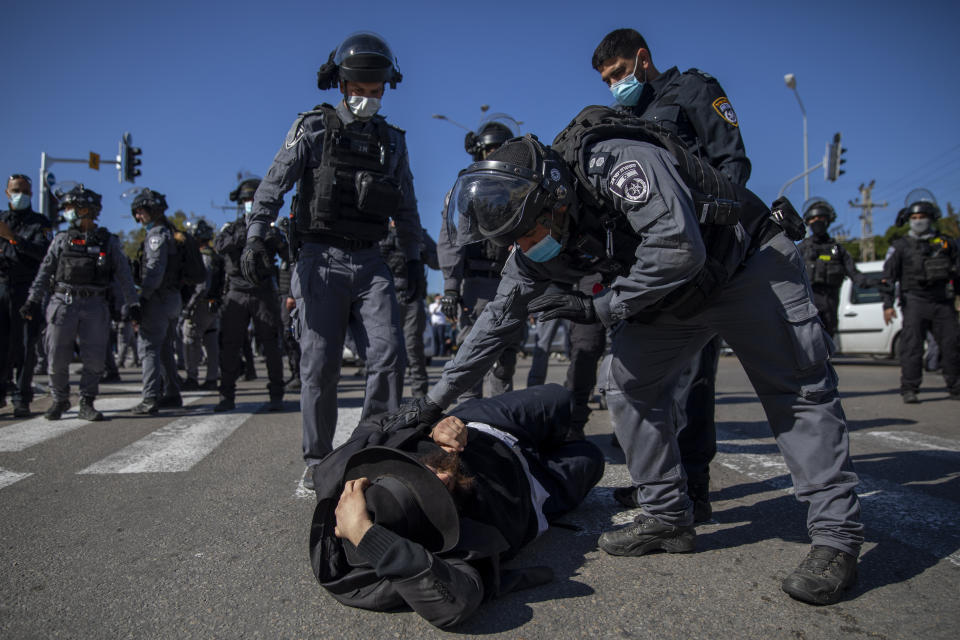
[{"x1": 337, "y1": 447, "x2": 459, "y2": 567}]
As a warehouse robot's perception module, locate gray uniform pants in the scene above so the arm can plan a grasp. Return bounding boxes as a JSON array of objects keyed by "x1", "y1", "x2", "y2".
[
  {"x1": 138, "y1": 288, "x2": 181, "y2": 400},
  {"x1": 292, "y1": 243, "x2": 405, "y2": 464},
  {"x1": 400, "y1": 298, "x2": 429, "y2": 397},
  {"x1": 598, "y1": 233, "x2": 863, "y2": 555},
  {"x1": 527, "y1": 315, "x2": 567, "y2": 387},
  {"x1": 45, "y1": 292, "x2": 110, "y2": 401},
  {"x1": 458, "y1": 276, "x2": 518, "y2": 401},
  {"x1": 183, "y1": 303, "x2": 219, "y2": 383}
]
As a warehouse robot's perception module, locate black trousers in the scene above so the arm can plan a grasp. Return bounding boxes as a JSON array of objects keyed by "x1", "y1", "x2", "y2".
[
  {"x1": 564, "y1": 320, "x2": 606, "y2": 428},
  {"x1": 811, "y1": 285, "x2": 841, "y2": 337},
  {"x1": 0, "y1": 281, "x2": 42, "y2": 404},
  {"x1": 219, "y1": 287, "x2": 285, "y2": 399},
  {"x1": 899, "y1": 294, "x2": 959, "y2": 393}
]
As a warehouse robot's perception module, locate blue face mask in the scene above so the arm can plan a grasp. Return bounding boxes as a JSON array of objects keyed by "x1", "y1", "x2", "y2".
[
  {"x1": 610, "y1": 54, "x2": 644, "y2": 107},
  {"x1": 524, "y1": 233, "x2": 563, "y2": 262},
  {"x1": 9, "y1": 193, "x2": 30, "y2": 210}
]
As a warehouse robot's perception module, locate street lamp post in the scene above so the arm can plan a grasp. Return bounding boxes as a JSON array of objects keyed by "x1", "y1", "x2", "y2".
[{"x1": 784, "y1": 73, "x2": 809, "y2": 201}]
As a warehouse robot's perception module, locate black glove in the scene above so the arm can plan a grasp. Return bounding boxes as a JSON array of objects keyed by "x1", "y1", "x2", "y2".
[
  {"x1": 402, "y1": 260, "x2": 423, "y2": 304},
  {"x1": 380, "y1": 396, "x2": 445, "y2": 434},
  {"x1": 528, "y1": 291, "x2": 596, "y2": 324},
  {"x1": 19, "y1": 300, "x2": 41, "y2": 321},
  {"x1": 241, "y1": 237, "x2": 274, "y2": 286},
  {"x1": 125, "y1": 303, "x2": 142, "y2": 324},
  {"x1": 440, "y1": 291, "x2": 461, "y2": 320}
]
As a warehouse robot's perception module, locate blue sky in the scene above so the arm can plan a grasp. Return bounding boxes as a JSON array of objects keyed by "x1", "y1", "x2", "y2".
[{"x1": 5, "y1": 0, "x2": 959, "y2": 292}]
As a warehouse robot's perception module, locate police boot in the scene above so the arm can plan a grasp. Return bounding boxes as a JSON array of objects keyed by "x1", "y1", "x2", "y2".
[
  {"x1": 132, "y1": 398, "x2": 160, "y2": 415},
  {"x1": 158, "y1": 394, "x2": 183, "y2": 409},
  {"x1": 214, "y1": 395, "x2": 235, "y2": 412},
  {"x1": 200, "y1": 379, "x2": 219, "y2": 391},
  {"x1": 77, "y1": 396, "x2": 104, "y2": 422},
  {"x1": 902, "y1": 390, "x2": 920, "y2": 404},
  {"x1": 181, "y1": 377, "x2": 201, "y2": 391},
  {"x1": 688, "y1": 478, "x2": 713, "y2": 524},
  {"x1": 302, "y1": 465, "x2": 317, "y2": 491},
  {"x1": 44, "y1": 399, "x2": 72, "y2": 421},
  {"x1": 267, "y1": 395, "x2": 284, "y2": 412},
  {"x1": 598, "y1": 515, "x2": 695, "y2": 557},
  {"x1": 781, "y1": 545, "x2": 858, "y2": 605},
  {"x1": 12, "y1": 400, "x2": 31, "y2": 418},
  {"x1": 285, "y1": 376, "x2": 301, "y2": 392}
]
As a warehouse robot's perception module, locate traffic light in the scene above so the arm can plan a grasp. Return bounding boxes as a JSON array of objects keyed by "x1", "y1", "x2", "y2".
[
  {"x1": 825, "y1": 132, "x2": 847, "y2": 182},
  {"x1": 120, "y1": 132, "x2": 142, "y2": 183}
]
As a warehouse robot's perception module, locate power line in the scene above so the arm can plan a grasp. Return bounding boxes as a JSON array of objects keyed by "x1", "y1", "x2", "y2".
[{"x1": 872, "y1": 142, "x2": 960, "y2": 199}]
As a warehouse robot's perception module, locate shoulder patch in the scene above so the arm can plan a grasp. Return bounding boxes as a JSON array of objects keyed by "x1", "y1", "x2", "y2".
[
  {"x1": 712, "y1": 97, "x2": 739, "y2": 127},
  {"x1": 148, "y1": 235, "x2": 162, "y2": 252},
  {"x1": 587, "y1": 152, "x2": 614, "y2": 176},
  {"x1": 285, "y1": 117, "x2": 306, "y2": 149},
  {"x1": 608, "y1": 160, "x2": 650, "y2": 204}
]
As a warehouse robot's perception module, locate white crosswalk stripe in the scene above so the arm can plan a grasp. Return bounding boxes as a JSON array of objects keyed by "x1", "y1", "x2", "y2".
[
  {"x1": 858, "y1": 430, "x2": 960, "y2": 453},
  {"x1": 0, "y1": 467, "x2": 33, "y2": 490}
]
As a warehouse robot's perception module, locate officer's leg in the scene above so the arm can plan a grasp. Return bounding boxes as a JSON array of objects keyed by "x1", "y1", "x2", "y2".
[
  {"x1": 923, "y1": 331, "x2": 940, "y2": 372},
  {"x1": 137, "y1": 299, "x2": 167, "y2": 400},
  {"x1": 218, "y1": 292, "x2": 251, "y2": 400},
  {"x1": 401, "y1": 299, "x2": 429, "y2": 398},
  {"x1": 812, "y1": 289, "x2": 839, "y2": 337},
  {"x1": 45, "y1": 295, "x2": 79, "y2": 402},
  {"x1": 930, "y1": 301, "x2": 960, "y2": 392},
  {"x1": 708, "y1": 233, "x2": 863, "y2": 556},
  {"x1": 676, "y1": 335, "x2": 721, "y2": 515},
  {"x1": 251, "y1": 288, "x2": 285, "y2": 401},
  {"x1": 242, "y1": 326, "x2": 257, "y2": 379},
  {"x1": 183, "y1": 315, "x2": 203, "y2": 381},
  {"x1": 202, "y1": 310, "x2": 220, "y2": 385},
  {"x1": 564, "y1": 320, "x2": 606, "y2": 433},
  {"x1": 898, "y1": 299, "x2": 927, "y2": 394},
  {"x1": 351, "y1": 252, "x2": 404, "y2": 420},
  {"x1": 76, "y1": 299, "x2": 109, "y2": 399},
  {"x1": 0, "y1": 282, "x2": 13, "y2": 402},
  {"x1": 9, "y1": 284, "x2": 38, "y2": 405},
  {"x1": 159, "y1": 294, "x2": 181, "y2": 398},
  {"x1": 527, "y1": 315, "x2": 560, "y2": 387},
  {"x1": 486, "y1": 345, "x2": 517, "y2": 397}
]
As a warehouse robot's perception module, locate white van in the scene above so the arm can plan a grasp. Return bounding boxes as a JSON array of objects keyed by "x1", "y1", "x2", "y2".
[{"x1": 834, "y1": 260, "x2": 903, "y2": 358}]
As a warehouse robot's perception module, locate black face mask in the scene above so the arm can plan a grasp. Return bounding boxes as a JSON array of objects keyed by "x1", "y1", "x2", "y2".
[{"x1": 810, "y1": 220, "x2": 828, "y2": 237}]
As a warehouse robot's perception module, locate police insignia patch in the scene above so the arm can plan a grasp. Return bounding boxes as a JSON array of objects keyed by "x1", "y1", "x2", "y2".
[
  {"x1": 149, "y1": 235, "x2": 162, "y2": 252},
  {"x1": 285, "y1": 121, "x2": 305, "y2": 149},
  {"x1": 712, "y1": 97, "x2": 739, "y2": 127},
  {"x1": 587, "y1": 152, "x2": 613, "y2": 176},
  {"x1": 608, "y1": 160, "x2": 650, "y2": 204}
]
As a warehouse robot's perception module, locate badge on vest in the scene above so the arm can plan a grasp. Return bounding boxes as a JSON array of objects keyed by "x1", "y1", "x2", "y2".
[
  {"x1": 608, "y1": 160, "x2": 650, "y2": 204},
  {"x1": 712, "y1": 97, "x2": 739, "y2": 127}
]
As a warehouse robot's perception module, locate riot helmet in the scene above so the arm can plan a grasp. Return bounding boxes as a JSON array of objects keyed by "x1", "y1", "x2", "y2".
[
  {"x1": 55, "y1": 182, "x2": 102, "y2": 223},
  {"x1": 445, "y1": 135, "x2": 576, "y2": 248},
  {"x1": 802, "y1": 197, "x2": 837, "y2": 224},
  {"x1": 317, "y1": 31, "x2": 402, "y2": 90},
  {"x1": 229, "y1": 175, "x2": 261, "y2": 204},
  {"x1": 123, "y1": 187, "x2": 168, "y2": 222},
  {"x1": 896, "y1": 188, "x2": 940, "y2": 226},
  {"x1": 193, "y1": 218, "x2": 214, "y2": 243}
]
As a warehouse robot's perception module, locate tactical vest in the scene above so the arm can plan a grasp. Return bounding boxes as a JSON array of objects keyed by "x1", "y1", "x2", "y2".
[
  {"x1": 295, "y1": 104, "x2": 401, "y2": 243},
  {"x1": 464, "y1": 240, "x2": 510, "y2": 279},
  {"x1": 802, "y1": 239, "x2": 846, "y2": 287},
  {"x1": 135, "y1": 224, "x2": 181, "y2": 289},
  {"x1": 899, "y1": 234, "x2": 956, "y2": 298},
  {"x1": 56, "y1": 227, "x2": 113, "y2": 287},
  {"x1": 551, "y1": 105, "x2": 768, "y2": 318}
]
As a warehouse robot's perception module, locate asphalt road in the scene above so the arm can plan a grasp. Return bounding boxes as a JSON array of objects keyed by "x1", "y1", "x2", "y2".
[{"x1": 1, "y1": 353, "x2": 957, "y2": 639}]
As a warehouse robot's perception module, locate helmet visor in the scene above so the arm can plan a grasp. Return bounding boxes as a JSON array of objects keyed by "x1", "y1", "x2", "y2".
[{"x1": 445, "y1": 171, "x2": 539, "y2": 247}]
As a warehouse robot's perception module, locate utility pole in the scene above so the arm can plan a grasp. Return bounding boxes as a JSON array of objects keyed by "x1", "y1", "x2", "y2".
[{"x1": 848, "y1": 180, "x2": 887, "y2": 262}]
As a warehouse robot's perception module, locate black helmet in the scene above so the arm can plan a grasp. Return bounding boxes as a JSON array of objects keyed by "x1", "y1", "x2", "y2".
[
  {"x1": 56, "y1": 182, "x2": 102, "y2": 217},
  {"x1": 193, "y1": 219, "x2": 214, "y2": 242},
  {"x1": 318, "y1": 31, "x2": 402, "y2": 90},
  {"x1": 802, "y1": 197, "x2": 836, "y2": 224},
  {"x1": 465, "y1": 122, "x2": 514, "y2": 161},
  {"x1": 896, "y1": 188, "x2": 940, "y2": 226},
  {"x1": 130, "y1": 188, "x2": 168, "y2": 215},
  {"x1": 445, "y1": 135, "x2": 576, "y2": 247},
  {"x1": 229, "y1": 177, "x2": 261, "y2": 203}
]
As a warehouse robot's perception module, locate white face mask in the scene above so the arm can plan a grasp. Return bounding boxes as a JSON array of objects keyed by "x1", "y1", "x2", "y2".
[
  {"x1": 9, "y1": 193, "x2": 30, "y2": 210},
  {"x1": 244, "y1": 201, "x2": 254, "y2": 214},
  {"x1": 346, "y1": 96, "x2": 381, "y2": 119},
  {"x1": 63, "y1": 208, "x2": 77, "y2": 223}
]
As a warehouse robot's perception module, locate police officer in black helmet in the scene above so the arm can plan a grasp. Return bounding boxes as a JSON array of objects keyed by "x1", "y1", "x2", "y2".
[
  {"x1": 241, "y1": 32, "x2": 422, "y2": 489},
  {"x1": 181, "y1": 218, "x2": 221, "y2": 391},
  {"x1": 798, "y1": 198, "x2": 869, "y2": 337},
  {"x1": 21, "y1": 184, "x2": 138, "y2": 421},
  {"x1": 881, "y1": 189, "x2": 960, "y2": 403},
  {"x1": 438, "y1": 118, "x2": 522, "y2": 401}
]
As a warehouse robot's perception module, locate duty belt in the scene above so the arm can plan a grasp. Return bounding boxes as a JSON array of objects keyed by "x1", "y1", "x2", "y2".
[
  {"x1": 300, "y1": 232, "x2": 375, "y2": 251},
  {"x1": 54, "y1": 285, "x2": 108, "y2": 298}
]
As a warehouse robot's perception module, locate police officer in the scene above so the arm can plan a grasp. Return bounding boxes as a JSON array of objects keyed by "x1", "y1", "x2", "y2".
[
  {"x1": 382, "y1": 115, "x2": 863, "y2": 605},
  {"x1": 213, "y1": 178, "x2": 286, "y2": 412},
  {"x1": 0, "y1": 174, "x2": 52, "y2": 416},
  {"x1": 798, "y1": 198, "x2": 869, "y2": 337},
  {"x1": 129, "y1": 188, "x2": 184, "y2": 415},
  {"x1": 181, "y1": 219, "x2": 222, "y2": 391},
  {"x1": 882, "y1": 189, "x2": 960, "y2": 403},
  {"x1": 20, "y1": 184, "x2": 138, "y2": 421},
  {"x1": 381, "y1": 222, "x2": 438, "y2": 398},
  {"x1": 275, "y1": 217, "x2": 301, "y2": 392},
  {"x1": 438, "y1": 120, "x2": 522, "y2": 401},
  {"x1": 241, "y1": 31, "x2": 422, "y2": 488},
  {"x1": 593, "y1": 28, "x2": 753, "y2": 520}
]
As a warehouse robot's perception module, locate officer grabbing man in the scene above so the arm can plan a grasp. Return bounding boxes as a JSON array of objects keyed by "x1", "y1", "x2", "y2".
[
  {"x1": 20, "y1": 184, "x2": 138, "y2": 421},
  {"x1": 241, "y1": 31, "x2": 422, "y2": 488},
  {"x1": 213, "y1": 177, "x2": 286, "y2": 412},
  {"x1": 798, "y1": 198, "x2": 869, "y2": 337},
  {"x1": 129, "y1": 188, "x2": 185, "y2": 415},
  {"x1": 881, "y1": 189, "x2": 960, "y2": 403},
  {"x1": 1, "y1": 174, "x2": 53, "y2": 417},
  {"x1": 181, "y1": 219, "x2": 222, "y2": 391},
  {"x1": 380, "y1": 109, "x2": 864, "y2": 606},
  {"x1": 438, "y1": 119, "x2": 522, "y2": 401}
]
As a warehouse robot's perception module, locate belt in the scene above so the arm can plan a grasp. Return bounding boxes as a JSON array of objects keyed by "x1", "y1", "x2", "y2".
[
  {"x1": 54, "y1": 285, "x2": 107, "y2": 298},
  {"x1": 301, "y1": 232, "x2": 375, "y2": 251}
]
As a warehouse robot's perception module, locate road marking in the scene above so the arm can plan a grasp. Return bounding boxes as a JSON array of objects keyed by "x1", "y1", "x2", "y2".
[
  {"x1": 0, "y1": 467, "x2": 32, "y2": 490},
  {"x1": 294, "y1": 407, "x2": 364, "y2": 498},
  {"x1": 78, "y1": 403, "x2": 259, "y2": 474},
  {"x1": 859, "y1": 430, "x2": 960, "y2": 453}
]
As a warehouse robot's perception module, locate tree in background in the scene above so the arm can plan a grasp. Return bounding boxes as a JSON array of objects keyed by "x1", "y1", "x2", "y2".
[
  {"x1": 841, "y1": 202, "x2": 957, "y2": 262},
  {"x1": 118, "y1": 209, "x2": 197, "y2": 260}
]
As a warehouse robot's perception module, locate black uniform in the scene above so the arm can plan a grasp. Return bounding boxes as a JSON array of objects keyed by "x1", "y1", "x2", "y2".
[
  {"x1": 214, "y1": 218, "x2": 286, "y2": 403},
  {"x1": 277, "y1": 255, "x2": 300, "y2": 385},
  {"x1": 0, "y1": 206, "x2": 53, "y2": 409},
  {"x1": 882, "y1": 231, "x2": 960, "y2": 396},
  {"x1": 798, "y1": 234, "x2": 868, "y2": 336}
]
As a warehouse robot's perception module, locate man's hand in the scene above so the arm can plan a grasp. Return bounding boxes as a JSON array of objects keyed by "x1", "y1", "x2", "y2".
[
  {"x1": 285, "y1": 296, "x2": 296, "y2": 312},
  {"x1": 528, "y1": 291, "x2": 596, "y2": 323},
  {"x1": 0, "y1": 220, "x2": 15, "y2": 243},
  {"x1": 402, "y1": 260, "x2": 423, "y2": 304},
  {"x1": 18, "y1": 300, "x2": 40, "y2": 321},
  {"x1": 430, "y1": 415, "x2": 468, "y2": 453},
  {"x1": 883, "y1": 308, "x2": 897, "y2": 326},
  {"x1": 440, "y1": 291, "x2": 461, "y2": 321},
  {"x1": 381, "y1": 396, "x2": 445, "y2": 434},
  {"x1": 334, "y1": 477, "x2": 373, "y2": 546},
  {"x1": 240, "y1": 237, "x2": 273, "y2": 286}
]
